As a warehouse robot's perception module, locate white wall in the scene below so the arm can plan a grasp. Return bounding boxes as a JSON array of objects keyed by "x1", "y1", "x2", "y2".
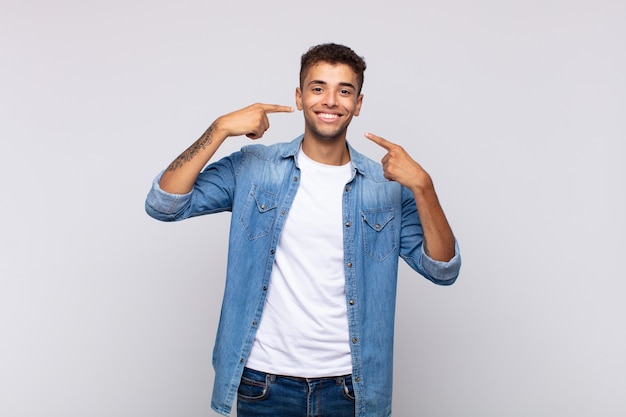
[{"x1": 1, "y1": 1, "x2": 624, "y2": 416}]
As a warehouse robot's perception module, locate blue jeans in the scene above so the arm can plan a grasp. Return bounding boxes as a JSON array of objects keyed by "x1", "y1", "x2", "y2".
[{"x1": 237, "y1": 367, "x2": 356, "y2": 417}]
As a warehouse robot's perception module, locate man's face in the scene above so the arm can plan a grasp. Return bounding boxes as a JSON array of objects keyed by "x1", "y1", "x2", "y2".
[{"x1": 296, "y1": 62, "x2": 363, "y2": 143}]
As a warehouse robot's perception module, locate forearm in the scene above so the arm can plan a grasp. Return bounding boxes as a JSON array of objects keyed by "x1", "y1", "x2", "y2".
[
  {"x1": 159, "y1": 123, "x2": 229, "y2": 194},
  {"x1": 411, "y1": 181, "x2": 456, "y2": 262}
]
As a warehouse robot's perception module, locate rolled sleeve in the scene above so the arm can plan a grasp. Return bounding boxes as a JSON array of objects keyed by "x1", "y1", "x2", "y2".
[
  {"x1": 420, "y1": 240, "x2": 462, "y2": 285},
  {"x1": 145, "y1": 171, "x2": 193, "y2": 221}
]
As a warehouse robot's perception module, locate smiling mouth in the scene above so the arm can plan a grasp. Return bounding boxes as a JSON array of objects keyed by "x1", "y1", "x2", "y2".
[{"x1": 317, "y1": 112, "x2": 340, "y2": 121}]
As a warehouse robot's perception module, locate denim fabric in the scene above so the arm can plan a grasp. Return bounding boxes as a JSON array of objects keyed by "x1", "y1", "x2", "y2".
[
  {"x1": 145, "y1": 135, "x2": 461, "y2": 417},
  {"x1": 237, "y1": 367, "x2": 355, "y2": 417}
]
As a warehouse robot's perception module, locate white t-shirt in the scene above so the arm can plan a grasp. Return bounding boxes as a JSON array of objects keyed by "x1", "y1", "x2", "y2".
[{"x1": 246, "y1": 148, "x2": 353, "y2": 377}]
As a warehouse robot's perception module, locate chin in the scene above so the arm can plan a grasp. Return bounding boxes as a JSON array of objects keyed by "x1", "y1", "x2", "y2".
[{"x1": 308, "y1": 125, "x2": 347, "y2": 142}]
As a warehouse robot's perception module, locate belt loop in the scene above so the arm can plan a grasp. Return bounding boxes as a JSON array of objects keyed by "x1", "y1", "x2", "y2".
[{"x1": 268, "y1": 373, "x2": 277, "y2": 383}]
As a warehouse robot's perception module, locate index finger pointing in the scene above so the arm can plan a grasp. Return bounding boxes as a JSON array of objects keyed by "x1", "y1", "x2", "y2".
[
  {"x1": 258, "y1": 103, "x2": 294, "y2": 114},
  {"x1": 365, "y1": 132, "x2": 394, "y2": 150}
]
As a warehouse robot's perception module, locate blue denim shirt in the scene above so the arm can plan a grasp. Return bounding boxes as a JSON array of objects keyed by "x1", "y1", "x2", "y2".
[{"x1": 145, "y1": 135, "x2": 461, "y2": 417}]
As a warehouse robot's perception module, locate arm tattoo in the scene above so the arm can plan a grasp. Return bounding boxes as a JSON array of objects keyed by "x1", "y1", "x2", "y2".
[{"x1": 166, "y1": 123, "x2": 216, "y2": 172}]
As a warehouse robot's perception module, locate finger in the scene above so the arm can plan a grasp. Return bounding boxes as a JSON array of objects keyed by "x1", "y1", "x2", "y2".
[
  {"x1": 246, "y1": 121, "x2": 269, "y2": 139},
  {"x1": 257, "y1": 103, "x2": 294, "y2": 114},
  {"x1": 364, "y1": 132, "x2": 394, "y2": 150},
  {"x1": 246, "y1": 130, "x2": 265, "y2": 139}
]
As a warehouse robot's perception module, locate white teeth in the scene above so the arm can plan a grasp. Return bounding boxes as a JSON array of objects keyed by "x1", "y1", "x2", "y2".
[{"x1": 319, "y1": 113, "x2": 338, "y2": 119}]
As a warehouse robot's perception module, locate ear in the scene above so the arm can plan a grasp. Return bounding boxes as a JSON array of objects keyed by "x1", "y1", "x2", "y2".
[
  {"x1": 353, "y1": 94, "x2": 364, "y2": 116},
  {"x1": 295, "y1": 87, "x2": 303, "y2": 111}
]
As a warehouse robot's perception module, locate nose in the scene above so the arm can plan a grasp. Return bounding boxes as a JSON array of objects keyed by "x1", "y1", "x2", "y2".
[{"x1": 322, "y1": 91, "x2": 338, "y2": 107}]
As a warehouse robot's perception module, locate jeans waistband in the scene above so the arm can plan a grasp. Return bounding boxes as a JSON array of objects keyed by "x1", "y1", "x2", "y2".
[{"x1": 244, "y1": 367, "x2": 351, "y2": 385}]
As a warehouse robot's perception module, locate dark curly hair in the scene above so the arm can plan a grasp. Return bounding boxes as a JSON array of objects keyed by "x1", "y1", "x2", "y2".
[{"x1": 300, "y1": 43, "x2": 367, "y2": 94}]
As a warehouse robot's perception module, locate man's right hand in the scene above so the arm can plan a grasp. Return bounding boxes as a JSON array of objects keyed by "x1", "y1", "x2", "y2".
[{"x1": 215, "y1": 103, "x2": 294, "y2": 140}]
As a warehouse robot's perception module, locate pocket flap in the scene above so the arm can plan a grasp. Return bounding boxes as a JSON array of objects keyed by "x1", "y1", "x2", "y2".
[
  {"x1": 251, "y1": 186, "x2": 278, "y2": 213},
  {"x1": 361, "y1": 208, "x2": 395, "y2": 232}
]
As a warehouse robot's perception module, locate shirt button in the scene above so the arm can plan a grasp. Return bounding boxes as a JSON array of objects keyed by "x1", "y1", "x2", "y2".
[
  {"x1": 281, "y1": 210, "x2": 286, "y2": 215},
  {"x1": 252, "y1": 320, "x2": 257, "y2": 326},
  {"x1": 349, "y1": 300, "x2": 355, "y2": 305},
  {"x1": 293, "y1": 176, "x2": 298, "y2": 182},
  {"x1": 270, "y1": 249, "x2": 275, "y2": 254},
  {"x1": 260, "y1": 204, "x2": 266, "y2": 210},
  {"x1": 347, "y1": 262, "x2": 353, "y2": 268},
  {"x1": 345, "y1": 221, "x2": 351, "y2": 227},
  {"x1": 375, "y1": 224, "x2": 381, "y2": 229},
  {"x1": 355, "y1": 376, "x2": 361, "y2": 382},
  {"x1": 345, "y1": 186, "x2": 350, "y2": 192},
  {"x1": 352, "y1": 338, "x2": 358, "y2": 344},
  {"x1": 263, "y1": 286, "x2": 267, "y2": 291}
]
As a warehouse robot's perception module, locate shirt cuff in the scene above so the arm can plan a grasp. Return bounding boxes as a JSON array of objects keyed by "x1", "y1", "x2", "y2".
[
  {"x1": 145, "y1": 171, "x2": 193, "y2": 217},
  {"x1": 421, "y1": 240, "x2": 462, "y2": 284}
]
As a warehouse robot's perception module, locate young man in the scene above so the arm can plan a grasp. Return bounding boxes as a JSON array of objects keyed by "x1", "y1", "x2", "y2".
[{"x1": 146, "y1": 43, "x2": 461, "y2": 417}]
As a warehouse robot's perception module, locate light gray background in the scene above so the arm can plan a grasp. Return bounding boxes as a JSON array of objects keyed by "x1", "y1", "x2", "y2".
[{"x1": 1, "y1": 1, "x2": 624, "y2": 416}]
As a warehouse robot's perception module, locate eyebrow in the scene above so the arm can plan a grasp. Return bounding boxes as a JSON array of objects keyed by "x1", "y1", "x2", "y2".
[{"x1": 308, "y1": 80, "x2": 357, "y2": 90}]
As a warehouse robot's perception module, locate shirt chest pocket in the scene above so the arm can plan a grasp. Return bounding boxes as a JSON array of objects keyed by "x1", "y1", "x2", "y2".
[
  {"x1": 361, "y1": 208, "x2": 397, "y2": 261},
  {"x1": 239, "y1": 185, "x2": 279, "y2": 240}
]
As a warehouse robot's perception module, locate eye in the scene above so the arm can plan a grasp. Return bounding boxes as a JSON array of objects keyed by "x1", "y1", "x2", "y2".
[
  {"x1": 340, "y1": 89, "x2": 352, "y2": 95},
  {"x1": 312, "y1": 86, "x2": 323, "y2": 93}
]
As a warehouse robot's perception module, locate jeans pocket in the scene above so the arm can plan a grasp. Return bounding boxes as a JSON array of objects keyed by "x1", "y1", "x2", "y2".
[
  {"x1": 237, "y1": 368, "x2": 271, "y2": 402},
  {"x1": 340, "y1": 376, "x2": 356, "y2": 402}
]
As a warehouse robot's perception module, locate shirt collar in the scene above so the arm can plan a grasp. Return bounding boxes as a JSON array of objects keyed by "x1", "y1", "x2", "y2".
[{"x1": 279, "y1": 135, "x2": 381, "y2": 180}]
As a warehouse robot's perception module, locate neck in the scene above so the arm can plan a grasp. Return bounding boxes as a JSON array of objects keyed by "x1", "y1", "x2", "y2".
[{"x1": 301, "y1": 135, "x2": 351, "y2": 166}]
